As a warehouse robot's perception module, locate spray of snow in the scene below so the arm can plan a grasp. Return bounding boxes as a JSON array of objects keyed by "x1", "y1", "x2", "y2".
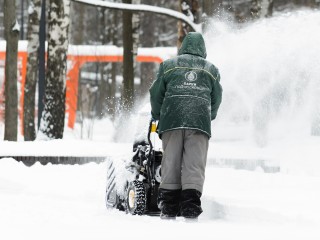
[{"x1": 204, "y1": 10, "x2": 320, "y2": 145}]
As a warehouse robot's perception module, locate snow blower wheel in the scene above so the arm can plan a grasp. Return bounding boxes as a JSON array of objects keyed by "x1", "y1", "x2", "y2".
[
  {"x1": 105, "y1": 118, "x2": 162, "y2": 216},
  {"x1": 126, "y1": 180, "x2": 146, "y2": 215}
]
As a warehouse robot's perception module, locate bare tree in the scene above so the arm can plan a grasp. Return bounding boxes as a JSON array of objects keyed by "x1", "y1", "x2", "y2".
[
  {"x1": 23, "y1": 0, "x2": 42, "y2": 141},
  {"x1": 38, "y1": 0, "x2": 71, "y2": 139},
  {"x1": 122, "y1": 0, "x2": 134, "y2": 114},
  {"x1": 140, "y1": 0, "x2": 156, "y2": 99},
  {"x1": 109, "y1": 10, "x2": 120, "y2": 119},
  {"x1": 70, "y1": 0, "x2": 85, "y2": 44},
  {"x1": 105, "y1": 8, "x2": 120, "y2": 120},
  {"x1": 4, "y1": 0, "x2": 19, "y2": 141},
  {"x1": 132, "y1": 0, "x2": 140, "y2": 59},
  {"x1": 97, "y1": 6, "x2": 108, "y2": 119}
]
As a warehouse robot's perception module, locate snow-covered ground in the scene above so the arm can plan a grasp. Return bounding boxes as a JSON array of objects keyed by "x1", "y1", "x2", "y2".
[{"x1": 1, "y1": 156, "x2": 320, "y2": 240}]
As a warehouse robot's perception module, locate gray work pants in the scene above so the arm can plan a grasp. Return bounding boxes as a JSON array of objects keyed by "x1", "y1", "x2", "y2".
[{"x1": 160, "y1": 129, "x2": 209, "y2": 193}]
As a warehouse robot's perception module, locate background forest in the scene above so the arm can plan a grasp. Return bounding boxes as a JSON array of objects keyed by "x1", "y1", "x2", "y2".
[{"x1": 0, "y1": 0, "x2": 319, "y2": 141}]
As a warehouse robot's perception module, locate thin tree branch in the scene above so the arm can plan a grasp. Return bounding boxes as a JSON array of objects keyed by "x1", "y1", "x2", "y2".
[{"x1": 71, "y1": 0, "x2": 202, "y2": 32}]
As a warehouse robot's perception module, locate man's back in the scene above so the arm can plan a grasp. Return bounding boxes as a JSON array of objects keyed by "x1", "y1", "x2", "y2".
[{"x1": 150, "y1": 32, "x2": 222, "y2": 138}]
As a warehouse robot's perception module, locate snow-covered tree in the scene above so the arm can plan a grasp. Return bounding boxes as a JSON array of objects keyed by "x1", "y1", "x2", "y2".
[
  {"x1": 178, "y1": 0, "x2": 200, "y2": 48},
  {"x1": 4, "y1": 0, "x2": 19, "y2": 141},
  {"x1": 23, "y1": 0, "x2": 42, "y2": 141},
  {"x1": 38, "y1": 0, "x2": 71, "y2": 139}
]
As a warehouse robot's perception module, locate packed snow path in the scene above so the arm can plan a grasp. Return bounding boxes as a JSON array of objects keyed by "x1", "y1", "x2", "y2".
[{"x1": 0, "y1": 157, "x2": 319, "y2": 240}]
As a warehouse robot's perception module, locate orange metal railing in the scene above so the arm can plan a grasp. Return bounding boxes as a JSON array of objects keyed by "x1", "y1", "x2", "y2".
[{"x1": 0, "y1": 46, "x2": 168, "y2": 134}]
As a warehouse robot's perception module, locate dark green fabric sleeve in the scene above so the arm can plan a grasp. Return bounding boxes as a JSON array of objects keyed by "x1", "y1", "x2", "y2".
[
  {"x1": 211, "y1": 71, "x2": 222, "y2": 120},
  {"x1": 149, "y1": 63, "x2": 166, "y2": 120}
]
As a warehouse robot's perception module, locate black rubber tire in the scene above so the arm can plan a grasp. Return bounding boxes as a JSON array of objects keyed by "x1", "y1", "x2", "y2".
[{"x1": 126, "y1": 180, "x2": 146, "y2": 215}]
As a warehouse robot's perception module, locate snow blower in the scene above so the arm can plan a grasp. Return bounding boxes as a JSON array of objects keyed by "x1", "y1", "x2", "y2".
[{"x1": 105, "y1": 119, "x2": 162, "y2": 215}]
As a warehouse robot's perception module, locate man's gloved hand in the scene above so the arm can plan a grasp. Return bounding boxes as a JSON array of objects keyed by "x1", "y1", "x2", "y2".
[{"x1": 150, "y1": 115, "x2": 157, "y2": 132}]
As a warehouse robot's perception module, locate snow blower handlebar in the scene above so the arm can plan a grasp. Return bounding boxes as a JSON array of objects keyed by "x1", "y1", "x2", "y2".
[
  {"x1": 147, "y1": 119, "x2": 157, "y2": 186},
  {"x1": 147, "y1": 119, "x2": 157, "y2": 150}
]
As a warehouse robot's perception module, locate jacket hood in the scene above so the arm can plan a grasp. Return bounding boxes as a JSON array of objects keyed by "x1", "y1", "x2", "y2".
[{"x1": 178, "y1": 32, "x2": 207, "y2": 59}]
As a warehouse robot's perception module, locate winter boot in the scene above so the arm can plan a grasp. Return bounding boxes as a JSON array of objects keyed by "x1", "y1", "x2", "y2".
[
  {"x1": 180, "y1": 189, "x2": 203, "y2": 219},
  {"x1": 157, "y1": 188, "x2": 181, "y2": 220}
]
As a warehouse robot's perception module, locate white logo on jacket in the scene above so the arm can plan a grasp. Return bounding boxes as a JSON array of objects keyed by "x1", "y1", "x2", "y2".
[{"x1": 185, "y1": 71, "x2": 197, "y2": 82}]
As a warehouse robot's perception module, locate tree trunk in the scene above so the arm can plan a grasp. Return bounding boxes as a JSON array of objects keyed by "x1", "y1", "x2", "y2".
[
  {"x1": 97, "y1": 8, "x2": 107, "y2": 119},
  {"x1": 108, "y1": 10, "x2": 119, "y2": 120},
  {"x1": 70, "y1": 0, "x2": 85, "y2": 44},
  {"x1": 251, "y1": 0, "x2": 261, "y2": 18},
  {"x1": 140, "y1": 0, "x2": 155, "y2": 100},
  {"x1": 132, "y1": 0, "x2": 140, "y2": 102},
  {"x1": 23, "y1": 0, "x2": 41, "y2": 141},
  {"x1": 267, "y1": 0, "x2": 274, "y2": 17},
  {"x1": 203, "y1": 0, "x2": 214, "y2": 17},
  {"x1": 251, "y1": 0, "x2": 274, "y2": 18},
  {"x1": 132, "y1": 0, "x2": 140, "y2": 58},
  {"x1": 97, "y1": 69, "x2": 108, "y2": 119},
  {"x1": 38, "y1": 0, "x2": 70, "y2": 140},
  {"x1": 178, "y1": 0, "x2": 199, "y2": 48},
  {"x1": 4, "y1": 0, "x2": 19, "y2": 141},
  {"x1": 122, "y1": 0, "x2": 134, "y2": 114}
]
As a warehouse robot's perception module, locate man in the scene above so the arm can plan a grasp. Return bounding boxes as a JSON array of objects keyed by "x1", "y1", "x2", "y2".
[{"x1": 149, "y1": 32, "x2": 222, "y2": 220}]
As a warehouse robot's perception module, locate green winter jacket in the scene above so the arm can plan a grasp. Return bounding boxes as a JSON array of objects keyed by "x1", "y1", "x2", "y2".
[{"x1": 149, "y1": 32, "x2": 222, "y2": 138}]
